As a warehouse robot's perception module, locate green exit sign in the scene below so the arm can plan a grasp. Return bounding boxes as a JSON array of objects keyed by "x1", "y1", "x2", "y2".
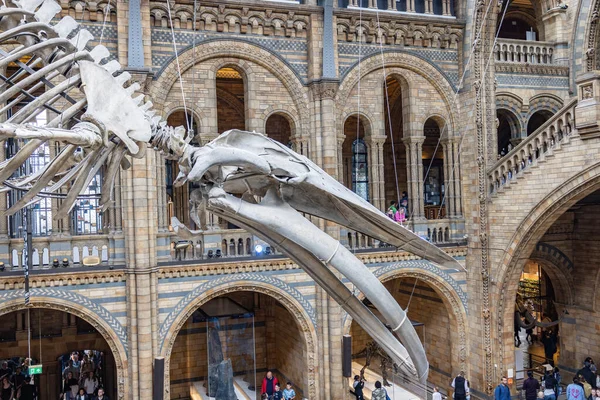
[{"x1": 28, "y1": 365, "x2": 42, "y2": 375}]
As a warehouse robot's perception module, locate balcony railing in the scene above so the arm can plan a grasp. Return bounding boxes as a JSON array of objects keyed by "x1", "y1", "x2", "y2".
[
  {"x1": 495, "y1": 39, "x2": 555, "y2": 65},
  {"x1": 488, "y1": 98, "x2": 577, "y2": 194}
]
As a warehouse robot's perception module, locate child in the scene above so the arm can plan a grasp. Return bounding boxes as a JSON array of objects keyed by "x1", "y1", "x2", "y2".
[
  {"x1": 433, "y1": 387, "x2": 442, "y2": 400},
  {"x1": 395, "y1": 208, "x2": 406, "y2": 225},
  {"x1": 283, "y1": 382, "x2": 296, "y2": 400},
  {"x1": 261, "y1": 394, "x2": 269, "y2": 400},
  {"x1": 273, "y1": 383, "x2": 284, "y2": 400}
]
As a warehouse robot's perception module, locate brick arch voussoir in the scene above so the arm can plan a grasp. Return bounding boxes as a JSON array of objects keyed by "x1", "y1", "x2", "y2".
[
  {"x1": 335, "y1": 52, "x2": 459, "y2": 138},
  {"x1": 495, "y1": 162, "x2": 600, "y2": 370},
  {"x1": 160, "y1": 281, "x2": 319, "y2": 400},
  {"x1": 341, "y1": 267, "x2": 468, "y2": 375},
  {"x1": 149, "y1": 41, "x2": 309, "y2": 123},
  {"x1": 0, "y1": 297, "x2": 129, "y2": 400}
]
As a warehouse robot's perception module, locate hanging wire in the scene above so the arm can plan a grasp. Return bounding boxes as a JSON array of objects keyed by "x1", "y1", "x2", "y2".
[
  {"x1": 165, "y1": 0, "x2": 190, "y2": 132},
  {"x1": 98, "y1": 0, "x2": 112, "y2": 46},
  {"x1": 189, "y1": 0, "x2": 199, "y2": 141},
  {"x1": 375, "y1": 8, "x2": 402, "y2": 211},
  {"x1": 435, "y1": 0, "x2": 510, "y2": 219},
  {"x1": 59, "y1": 2, "x2": 87, "y2": 129},
  {"x1": 421, "y1": 0, "x2": 497, "y2": 189}
]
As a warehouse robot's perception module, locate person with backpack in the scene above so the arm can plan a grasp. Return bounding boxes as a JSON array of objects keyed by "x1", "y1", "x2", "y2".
[
  {"x1": 371, "y1": 381, "x2": 388, "y2": 400},
  {"x1": 353, "y1": 375, "x2": 365, "y2": 400},
  {"x1": 452, "y1": 371, "x2": 469, "y2": 400}
]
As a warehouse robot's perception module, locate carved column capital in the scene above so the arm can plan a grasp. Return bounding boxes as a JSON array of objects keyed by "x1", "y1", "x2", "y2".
[{"x1": 310, "y1": 79, "x2": 340, "y2": 100}]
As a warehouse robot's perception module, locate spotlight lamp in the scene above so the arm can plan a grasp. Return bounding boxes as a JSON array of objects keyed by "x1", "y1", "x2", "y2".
[
  {"x1": 0, "y1": 262, "x2": 4, "y2": 272},
  {"x1": 254, "y1": 244, "x2": 263, "y2": 254},
  {"x1": 52, "y1": 259, "x2": 60, "y2": 268},
  {"x1": 62, "y1": 258, "x2": 69, "y2": 268}
]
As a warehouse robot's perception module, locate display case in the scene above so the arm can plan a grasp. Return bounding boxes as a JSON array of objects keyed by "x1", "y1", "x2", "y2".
[{"x1": 199, "y1": 297, "x2": 257, "y2": 400}]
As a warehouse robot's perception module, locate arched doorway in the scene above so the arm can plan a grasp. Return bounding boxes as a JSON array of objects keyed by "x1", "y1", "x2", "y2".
[
  {"x1": 383, "y1": 75, "x2": 409, "y2": 212},
  {"x1": 498, "y1": 185, "x2": 600, "y2": 376},
  {"x1": 422, "y1": 118, "x2": 445, "y2": 218},
  {"x1": 497, "y1": 109, "x2": 521, "y2": 157},
  {"x1": 342, "y1": 114, "x2": 371, "y2": 202},
  {"x1": 265, "y1": 113, "x2": 294, "y2": 148},
  {"x1": 216, "y1": 66, "x2": 246, "y2": 133},
  {"x1": 345, "y1": 272, "x2": 467, "y2": 394},
  {"x1": 165, "y1": 110, "x2": 201, "y2": 229},
  {"x1": 0, "y1": 307, "x2": 120, "y2": 400},
  {"x1": 527, "y1": 110, "x2": 554, "y2": 136},
  {"x1": 166, "y1": 290, "x2": 315, "y2": 400}
]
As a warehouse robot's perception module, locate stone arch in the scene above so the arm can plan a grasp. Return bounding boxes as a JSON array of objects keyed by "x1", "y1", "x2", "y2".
[
  {"x1": 163, "y1": 106, "x2": 206, "y2": 132},
  {"x1": 341, "y1": 111, "x2": 375, "y2": 138},
  {"x1": 526, "y1": 256, "x2": 574, "y2": 306},
  {"x1": 527, "y1": 94, "x2": 563, "y2": 119},
  {"x1": 0, "y1": 294, "x2": 129, "y2": 399},
  {"x1": 159, "y1": 275, "x2": 319, "y2": 400},
  {"x1": 495, "y1": 163, "x2": 600, "y2": 370},
  {"x1": 260, "y1": 106, "x2": 300, "y2": 138},
  {"x1": 336, "y1": 51, "x2": 459, "y2": 140},
  {"x1": 422, "y1": 113, "x2": 453, "y2": 137},
  {"x1": 149, "y1": 39, "x2": 309, "y2": 124},
  {"x1": 342, "y1": 262, "x2": 468, "y2": 375}
]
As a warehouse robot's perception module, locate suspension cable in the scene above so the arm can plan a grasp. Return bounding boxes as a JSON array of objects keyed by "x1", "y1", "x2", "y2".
[
  {"x1": 165, "y1": 0, "x2": 190, "y2": 132},
  {"x1": 435, "y1": 0, "x2": 510, "y2": 219},
  {"x1": 421, "y1": 0, "x2": 496, "y2": 189},
  {"x1": 190, "y1": 0, "x2": 198, "y2": 141},
  {"x1": 375, "y1": 8, "x2": 402, "y2": 212},
  {"x1": 98, "y1": 0, "x2": 112, "y2": 46}
]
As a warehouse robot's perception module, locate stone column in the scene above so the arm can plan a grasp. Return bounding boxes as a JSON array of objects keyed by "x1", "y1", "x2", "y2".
[
  {"x1": 425, "y1": 0, "x2": 433, "y2": 13},
  {"x1": 403, "y1": 136, "x2": 425, "y2": 220},
  {"x1": 367, "y1": 136, "x2": 386, "y2": 211},
  {"x1": 120, "y1": 71, "x2": 157, "y2": 400},
  {"x1": 451, "y1": 139, "x2": 463, "y2": 217},
  {"x1": 0, "y1": 146, "x2": 8, "y2": 239},
  {"x1": 442, "y1": 139, "x2": 454, "y2": 218},
  {"x1": 337, "y1": 136, "x2": 345, "y2": 185},
  {"x1": 443, "y1": 0, "x2": 451, "y2": 15},
  {"x1": 407, "y1": 0, "x2": 416, "y2": 12},
  {"x1": 369, "y1": 0, "x2": 377, "y2": 8},
  {"x1": 388, "y1": 0, "x2": 395, "y2": 9}
]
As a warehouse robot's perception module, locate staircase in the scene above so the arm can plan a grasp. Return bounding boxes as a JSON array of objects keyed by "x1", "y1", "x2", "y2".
[
  {"x1": 348, "y1": 361, "x2": 425, "y2": 400},
  {"x1": 488, "y1": 98, "x2": 577, "y2": 196}
]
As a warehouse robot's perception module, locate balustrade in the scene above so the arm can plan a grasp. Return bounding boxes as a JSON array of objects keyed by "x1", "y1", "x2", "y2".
[
  {"x1": 489, "y1": 99, "x2": 577, "y2": 194},
  {"x1": 495, "y1": 39, "x2": 555, "y2": 65}
]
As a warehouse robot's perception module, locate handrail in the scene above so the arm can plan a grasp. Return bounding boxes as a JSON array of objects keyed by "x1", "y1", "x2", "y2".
[{"x1": 489, "y1": 98, "x2": 577, "y2": 194}]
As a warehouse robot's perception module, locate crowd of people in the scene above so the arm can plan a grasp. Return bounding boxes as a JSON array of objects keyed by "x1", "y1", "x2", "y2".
[
  {"x1": 1, "y1": 359, "x2": 37, "y2": 400},
  {"x1": 509, "y1": 357, "x2": 600, "y2": 400},
  {"x1": 60, "y1": 351, "x2": 107, "y2": 400},
  {"x1": 0, "y1": 350, "x2": 108, "y2": 400}
]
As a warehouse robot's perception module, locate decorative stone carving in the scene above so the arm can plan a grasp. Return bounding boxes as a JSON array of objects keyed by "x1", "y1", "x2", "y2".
[{"x1": 583, "y1": 84, "x2": 594, "y2": 99}]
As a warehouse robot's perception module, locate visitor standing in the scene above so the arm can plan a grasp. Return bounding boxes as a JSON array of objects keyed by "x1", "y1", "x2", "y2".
[
  {"x1": 494, "y1": 377, "x2": 511, "y2": 400},
  {"x1": 543, "y1": 370, "x2": 558, "y2": 400},
  {"x1": 282, "y1": 382, "x2": 296, "y2": 400},
  {"x1": 1, "y1": 376, "x2": 14, "y2": 400},
  {"x1": 579, "y1": 375, "x2": 592, "y2": 400},
  {"x1": 542, "y1": 330, "x2": 557, "y2": 366},
  {"x1": 452, "y1": 371, "x2": 469, "y2": 400},
  {"x1": 523, "y1": 371, "x2": 541, "y2": 400},
  {"x1": 568, "y1": 377, "x2": 585, "y2": 400},
  {"x1": 353, "y1": 375, "x2": 365, "y2": 400},
  {"x1": 371, "y1": 381, "x2": 387, "y2": 400},
  {"x1": 17, "y1": 376, "x2": 36, "y2": 400},
  {"x1": 433, "y1": 387, "x2": 443, "y2": 400},
  {"x1": 94, "y1": 387, "x2": 108, "y2": 400},
  {"x1": 261, "y1": 371, "x2": 278, "y2": 399},
  {"x1": 578, "y1": 358, "x2": 597, "y2": 389},
  {"x1": 272, "y1": 384, "x2": 284, "y2": 400},
  {"x1": 83, "y1": 372, "x2": 98, "y2": 396}
]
